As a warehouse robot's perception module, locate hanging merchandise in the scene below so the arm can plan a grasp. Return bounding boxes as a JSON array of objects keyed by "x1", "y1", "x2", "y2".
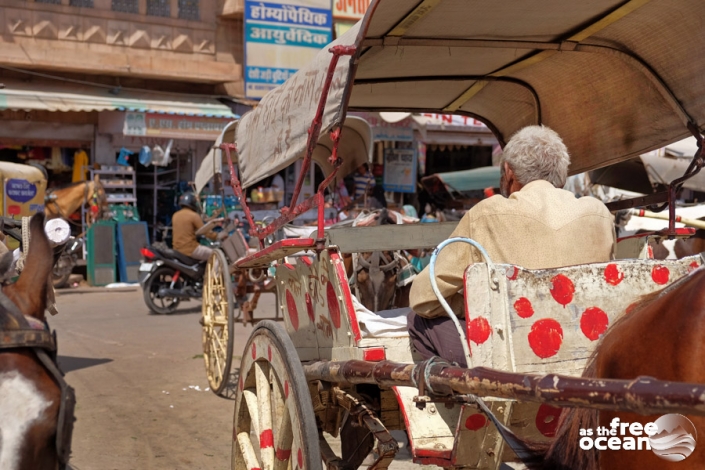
[
  {"x1": 151, "y1": 139, "x2": 173, "y2": 167},
  {"x1": 117, "y1": 147, "x2": 134, "y2": 166},
  {"x1": 72, "y1": 150, "x2": 89, "y2": 182},
  {"x1": 138, "y1": 146, "x2": 153, "y2": 166}
]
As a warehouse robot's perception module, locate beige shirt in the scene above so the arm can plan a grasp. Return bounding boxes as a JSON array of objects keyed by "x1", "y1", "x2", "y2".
[
  {"x1": 172, "y1": 208, "x2": 216, "y2": 257},
  {"x1": 410, "y1": 180, "x2": 616, "y2": 318}
]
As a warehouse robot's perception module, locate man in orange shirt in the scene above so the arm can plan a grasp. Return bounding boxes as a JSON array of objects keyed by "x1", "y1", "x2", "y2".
[{"x1": 172, "y1": 193, "x2": 218, "y2": 261}]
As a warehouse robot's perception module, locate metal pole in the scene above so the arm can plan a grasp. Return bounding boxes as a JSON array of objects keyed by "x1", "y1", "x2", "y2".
[{"x1": 303, "y1": 359, "x2": 705, "y2": 417}]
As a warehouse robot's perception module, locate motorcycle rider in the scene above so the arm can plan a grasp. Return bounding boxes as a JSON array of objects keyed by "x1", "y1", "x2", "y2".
[{"x1": 172, "y1": 192, "x2": 220, "y2": 261}]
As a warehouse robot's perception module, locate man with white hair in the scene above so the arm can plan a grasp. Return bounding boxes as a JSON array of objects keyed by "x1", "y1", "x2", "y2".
[{"x1": 408, "y1": 125, "x2": 616, "y2": 367}]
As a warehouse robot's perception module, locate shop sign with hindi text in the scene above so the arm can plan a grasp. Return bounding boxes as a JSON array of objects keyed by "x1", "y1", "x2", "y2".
[{"x1": 244, "y1": 0, "x2": 333, "y2": 99}]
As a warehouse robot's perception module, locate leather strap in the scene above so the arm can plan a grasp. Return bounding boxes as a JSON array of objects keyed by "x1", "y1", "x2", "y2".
[{"x1": 0, "y1": 329, "x2": 56, "y2": 351}]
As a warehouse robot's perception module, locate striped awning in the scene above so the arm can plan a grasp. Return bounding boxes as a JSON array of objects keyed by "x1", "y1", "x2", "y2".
[{"x1": 0, "y1": 79, "x2": 238, "y2": 118}]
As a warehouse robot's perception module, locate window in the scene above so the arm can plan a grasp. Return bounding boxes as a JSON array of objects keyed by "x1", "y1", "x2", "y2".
[
  {"x1": 69, "y1": 0, "x2": 94, "y2": 7},
  {"x1": 35, "y1": 0, "x2": 62, "y2": 4},
  {"x1": 147, "y1": 0, "x2": 171, "y2": 17},
  {"x1": 112, "y1": 0, "x2": 138, "y2": 14},
  {"x1": 178, "y1": 0, "x2": 199, "y2": 20}
]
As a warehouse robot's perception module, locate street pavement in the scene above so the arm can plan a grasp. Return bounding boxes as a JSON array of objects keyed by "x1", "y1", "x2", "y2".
[{"x1": 52, "y1": 287, "x2": 520, "y2": 470}]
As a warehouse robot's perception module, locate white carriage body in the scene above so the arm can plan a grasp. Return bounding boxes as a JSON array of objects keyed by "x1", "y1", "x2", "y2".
[{"x1": 277, "y1": 245, "x2": 702, "y2": 469}]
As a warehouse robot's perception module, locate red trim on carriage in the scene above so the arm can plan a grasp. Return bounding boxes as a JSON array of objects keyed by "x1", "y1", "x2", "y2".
[
  {"x1": 329, "y1": 251, "x2": 362, "y2": 342},
  {"x1": 362, "y1": 347, "x2": 386, "y2": 361}
]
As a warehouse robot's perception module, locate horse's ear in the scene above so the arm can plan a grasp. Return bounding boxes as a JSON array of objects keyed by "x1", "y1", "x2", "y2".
[{"x1": 4, "y1": 213, "x2": 53, "y2": 319}]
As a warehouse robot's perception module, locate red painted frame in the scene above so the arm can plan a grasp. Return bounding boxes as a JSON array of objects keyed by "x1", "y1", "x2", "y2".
[{"x1": 220, "y1": 44, "x2": 357, "y2": 252}]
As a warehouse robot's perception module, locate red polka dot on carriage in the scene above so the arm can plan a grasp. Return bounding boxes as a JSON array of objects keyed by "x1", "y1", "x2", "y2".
[
  {"x1": 506, "y1": 266, "x2": 519, "y2": 280},
  {"x1": 604, "y1": 263, "x2": 624, "y2": 286},
  {"x1": 580, "y1": 307, "x2": 609, "y2": 341},
  {"x1": 549, "y1": 274, "x2": 574, "y2": 307},
  {"x1": 286, "y1": 290, "x2": 299, "y2": 331},
  {"x1": 651, "y1": 265, "x2": 670, "y2": 285},
  {"x1": 465, "y1": 413, "x2": 488, "y2": 431},
  {"x1": 535, "y1": 404, "x2": 563, "y2": 437},
  {"x1": 305, "y1": 292, "x2": 315, "y2": 322},
  {"x1": 513, "y1": 297, "x2": 534, "y2": 318},
  {"x1": 528, "y1": 319, "x2": 563, "y2": 358},
  {"x1": 467, "y1": 317, "x2": 491, "y2": 344},
  {"x1": 689, "y1": 261, "x2": 699, "y2": 272},
  {"x1": 326, "y1": 282, "x2": 341, "y2": 329}
]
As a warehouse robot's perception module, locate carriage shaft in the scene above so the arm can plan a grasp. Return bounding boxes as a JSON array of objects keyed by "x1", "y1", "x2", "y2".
[{"x1": 303, "y1": 360, "x2": 705, "y2": 417}]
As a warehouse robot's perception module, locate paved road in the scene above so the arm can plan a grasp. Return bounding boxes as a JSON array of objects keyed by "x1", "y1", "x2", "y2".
[{"x1": 52, "y1": 288, "x2": 432, "y2": 470}]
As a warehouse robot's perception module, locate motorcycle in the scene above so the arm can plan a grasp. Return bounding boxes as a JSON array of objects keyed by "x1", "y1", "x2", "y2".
[
  {"x1": 52, "y1": 236, "x2": 83, "y2": 289},
  {"x1": 138, "y1": 243, "x2": 208, "y2": 315}
]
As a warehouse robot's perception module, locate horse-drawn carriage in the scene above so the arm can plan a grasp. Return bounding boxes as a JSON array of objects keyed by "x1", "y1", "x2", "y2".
[{"x1": 201, "y1": 1, "x2": 705, "y2": 468}]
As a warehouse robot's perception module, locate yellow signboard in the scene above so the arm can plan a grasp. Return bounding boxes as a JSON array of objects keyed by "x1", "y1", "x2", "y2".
[
  {"x1": 333, "y1": 0, "x2": 370, "y2": 20},
  {"x1": 0, "y1": 162, "x2": 47, "y2": 249}
]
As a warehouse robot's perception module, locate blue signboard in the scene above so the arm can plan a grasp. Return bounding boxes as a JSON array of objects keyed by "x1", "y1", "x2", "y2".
[
  {"x1": 244, "y1": 0, "x2": 333, "y2": 99},
  {"x1": 5, "y1": 179, "x2": 37, "y2": 203},
  {"x1": 383, "y1": 148, "x2": 417, "y2": 193}
]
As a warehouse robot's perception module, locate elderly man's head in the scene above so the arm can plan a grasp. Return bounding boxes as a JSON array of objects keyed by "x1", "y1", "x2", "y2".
[{"x1": 499, "y1": 125, "x2": 570, "y2": 197}]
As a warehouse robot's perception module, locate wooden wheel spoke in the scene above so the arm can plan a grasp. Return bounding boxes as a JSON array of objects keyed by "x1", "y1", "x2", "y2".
[
  {"x1": 255, "y1": 361, "x2": 274, "y2": 468},
  {"x1": 237, "y1": 432, "x2": 262, "y2": 470},
  {"x1": 243, "y1": 388, "x2": 261, "y2": 438}
]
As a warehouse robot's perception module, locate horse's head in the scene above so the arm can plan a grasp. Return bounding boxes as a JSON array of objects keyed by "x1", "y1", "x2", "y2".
[
  {"x1": 355, "y1": 250, "x2": 399, "y2": 312},
  {"x1": 3, "y1": 213, "x2": 53, "y2": 320},
  {"x1": 89, "y1": 175, "x2": 108, "y2": 221},
  {"x1": 350, "y1": 208, "x2": 403, "y2": 312},
  {"x1": 1, "y1": 212, "x2": 62, "y2": 470}
]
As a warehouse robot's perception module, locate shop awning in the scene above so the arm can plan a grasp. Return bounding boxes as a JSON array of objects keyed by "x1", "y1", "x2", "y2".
[
  {"x1": 422, "y1": 166, "x2": 500, "y2": 194},
  {"x1": 0, "y1": 79, "x2": 238, "y2": 118}
]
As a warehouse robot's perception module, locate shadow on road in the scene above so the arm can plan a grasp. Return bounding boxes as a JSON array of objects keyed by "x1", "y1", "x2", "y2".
[{"x1": 58, "y1": 355, "x2": 113, "y2": 373}]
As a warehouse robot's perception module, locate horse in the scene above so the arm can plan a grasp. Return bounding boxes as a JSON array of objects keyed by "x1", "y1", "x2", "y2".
[
  {"x1": 519, "y1": 268, "x2": 705, "y2": 469},
  {"x1": 45, "y1": 175, "x2": 107, "y2": 225},
  {"x1": 343, "y1": 209, "x2": 417, "y2": 312},
  {"x1": 0, "y1": 213, "x2": 74, "y2": 470}
]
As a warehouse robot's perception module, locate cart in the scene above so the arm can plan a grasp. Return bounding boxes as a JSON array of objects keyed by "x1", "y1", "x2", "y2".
[
  {"x1": 200, "y1": 117, "x2": 374, "y2": 397},
  {"x1": 214, "y1": 0, "x2": 705, "y2": 468}
]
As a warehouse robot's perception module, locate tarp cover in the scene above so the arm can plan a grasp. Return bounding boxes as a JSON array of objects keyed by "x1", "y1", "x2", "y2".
[
  {"x1": 422, "y1": 166, "x2": 500, "y2": 193},
  {"x1": 237, "y1": 0, "x2": 705, "y2": 185}
]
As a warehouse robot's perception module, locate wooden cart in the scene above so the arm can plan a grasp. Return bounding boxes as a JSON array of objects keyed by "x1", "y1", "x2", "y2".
[{"x1": 204, "y1": 0, "x2": 705, "y2": 467}]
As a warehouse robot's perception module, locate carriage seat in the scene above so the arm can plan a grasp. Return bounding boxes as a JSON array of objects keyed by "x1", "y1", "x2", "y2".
[
  {"x1": 151, "y1": 245, "x2": 203, "y2": 267},
  {"x1": 351, "y1": 295, "x2": 410, "y2": 338}
]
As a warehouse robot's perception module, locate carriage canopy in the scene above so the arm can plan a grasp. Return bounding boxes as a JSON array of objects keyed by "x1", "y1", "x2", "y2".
[{"x1": 235, "y1": 0, "x2": 705, "y2": 189}]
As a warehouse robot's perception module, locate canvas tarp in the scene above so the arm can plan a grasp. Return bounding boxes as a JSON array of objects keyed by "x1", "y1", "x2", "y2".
[{"x1": 235, "y1": 0, "x2": 705, "y2": 187}]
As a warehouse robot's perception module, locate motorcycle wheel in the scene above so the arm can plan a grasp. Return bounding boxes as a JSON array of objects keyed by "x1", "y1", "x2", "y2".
[
  {"x1": 143, "y1": 266, "x2": 182, "y2": 315},
  {"x1": 52, "y1": 254, "x2": 73, "y2": 289}
]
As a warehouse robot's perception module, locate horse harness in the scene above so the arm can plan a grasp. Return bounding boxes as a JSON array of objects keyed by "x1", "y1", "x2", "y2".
[{"x1": 0, "y1": 290, "x2": 75, "y2": 469}]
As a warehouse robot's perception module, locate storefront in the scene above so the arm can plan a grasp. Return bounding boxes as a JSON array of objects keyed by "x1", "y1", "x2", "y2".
[{"x1": 0, "y1": 78, "x2": 241, "y2": 239}]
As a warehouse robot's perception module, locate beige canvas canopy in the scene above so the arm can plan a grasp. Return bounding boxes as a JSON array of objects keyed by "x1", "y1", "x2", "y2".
[{"x1": 236, "y1": 0, "x2": 705, "y2": 188}]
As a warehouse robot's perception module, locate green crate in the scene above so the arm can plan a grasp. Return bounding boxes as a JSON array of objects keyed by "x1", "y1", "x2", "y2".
[{"x1": 87, "y1": 221, "x2": 116, "y2": 286}]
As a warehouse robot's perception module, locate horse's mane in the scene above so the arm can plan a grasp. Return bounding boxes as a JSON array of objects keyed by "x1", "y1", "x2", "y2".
[{"x1": 50, "y1": 180, "x2": 91, "y2": 191}]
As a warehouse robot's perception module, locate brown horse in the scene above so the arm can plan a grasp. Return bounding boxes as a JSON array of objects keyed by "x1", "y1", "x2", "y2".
[
  {"x1": 344, "y1": 209, "x2": 414, "y2": 312},
  {"x1": 1, "y1": 213, "x2": 69, "y2": 470},
  {"x1": 45, "y1": 175, "x2": 107, "y2": 225},
  {"x1": 523, "y1": 268, "x2": 705, "y2": 469}
]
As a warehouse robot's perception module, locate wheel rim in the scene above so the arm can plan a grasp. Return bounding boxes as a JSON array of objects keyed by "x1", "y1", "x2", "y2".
[
  {"x1": 149, "y1": 269, "x2": 180, "y2": 311},
  {"x1": 202, "y1": 250, "x2": 233, "y2": 394},
  {"x1": 233, "y1": 325, "x2": 319, "y2": 470}
]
